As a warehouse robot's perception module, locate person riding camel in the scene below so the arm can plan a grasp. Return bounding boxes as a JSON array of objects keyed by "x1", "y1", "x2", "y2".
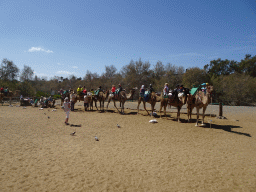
[
  {"x1": 163, "y1": 83, "x2": 169, "y2": 96},
  {"x1": 111, "y1": 85, "x2": 116, "y2": 99},
  {"x1": 148, "y1": 84, "x2": 154, "y2": 93},
  {"x1": 82, "y1": 86, "x2": 87, "y2": 95},
  {"x1": 172, "y1": 84, "x2": 180, "y2": 99},
  {"x1": 4, "y1": 87, "x2": 8, "y2": 96},
  {"x1": 77, "y1": 85, "x2": 82, "y2": 96},
  {"x1": 90, "y1": 89, "x2": 95, "y2": 95},
  {"x1": 95, "y1": 86, "x2": 102, "y2": 96},
  {"x1": 179, "y1": 85, "x2": 184, "y2": 92},
  {"x1": 140, "y1": 85, "x2": 145, "y2": 97},
  {"x1": 201, "y1": 83, "x2": 209, "y2": 94},
  {"x1": 117, "y1": 84, "x2": 123, "y2": 96},
  {"x1": 118, "y1": 84, "x2": 123, "y2": 92}
]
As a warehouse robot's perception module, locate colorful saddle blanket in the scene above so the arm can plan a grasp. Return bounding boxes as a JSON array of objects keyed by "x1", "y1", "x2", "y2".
[
  {"x1": 95, "y1": 89, "x2": 101, "y2": 95},
  {"x1": 190, "y1": 87, "x2": 199, "y2": 96}
]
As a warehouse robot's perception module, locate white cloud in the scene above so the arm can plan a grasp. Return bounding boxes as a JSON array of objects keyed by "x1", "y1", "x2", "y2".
[
  {"x1": 56, "y1": 71, "x2": 75, "y2": 75},
  {"x1": 28, "y1": 47, "x2": 53, "y2": 53},
  {"x1": 72, "y1": 66, "x2": 78, "y2": 69},
  {"x1": 57, "y1": 63, "x2": 63, "y2": 65}
]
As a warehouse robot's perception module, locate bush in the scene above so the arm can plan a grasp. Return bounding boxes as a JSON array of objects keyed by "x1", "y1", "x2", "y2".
[
  {"x1": 52, "y1": 94, "x2": 61, "y2": 100},
  {"x1": 36, "y1": 91, "x2": 50, "y2": 98},
  {"x1": 212, "y1": 73, "x2": 256, "y2": 105}
]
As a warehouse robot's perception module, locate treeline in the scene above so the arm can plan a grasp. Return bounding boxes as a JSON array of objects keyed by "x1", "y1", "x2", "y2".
[{"x1": 1, "y1": 54, "x2": 256, "y2": 105}]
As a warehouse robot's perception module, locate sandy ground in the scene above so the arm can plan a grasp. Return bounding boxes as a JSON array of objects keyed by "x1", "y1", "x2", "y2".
[{"x1": 0, "y1": 100, "x2": 256, "y2": 192}]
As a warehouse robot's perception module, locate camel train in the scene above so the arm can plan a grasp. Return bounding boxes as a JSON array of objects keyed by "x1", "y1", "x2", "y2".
[
  {"x1": 1, "y1": 84, "x2": 214, "y2": 126},
  {"x1": 63, "y1": 83, "x2": 213, "y2": 126}
]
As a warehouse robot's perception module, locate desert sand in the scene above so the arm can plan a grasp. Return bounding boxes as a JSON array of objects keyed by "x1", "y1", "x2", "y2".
[{"x1": 0, "y1": 100, "x2": 256, "y2": 191}]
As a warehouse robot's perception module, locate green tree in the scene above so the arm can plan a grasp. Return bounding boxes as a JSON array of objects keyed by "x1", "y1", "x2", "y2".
[
  {"x1": 182, "y1": 67, "x2": 208, "y2": 88},
  {"x1": 239, "y1": 54, "x2": 256, "y2": 77},
  {"x1": 212, "y1": 73, "x2": 256, "y2": 105},
  {"x1": 0, "y1": 58, "x2": 19, "y2": 81},
  {"x1": 204, "y1": 58, "x2": 236, "y2": 78},
  {"x1": 121, "y1": 58, "x2": 151, "y2": 91},
  {"x1": 20, "y1": 65, "x2": 34, "y2": 82}
]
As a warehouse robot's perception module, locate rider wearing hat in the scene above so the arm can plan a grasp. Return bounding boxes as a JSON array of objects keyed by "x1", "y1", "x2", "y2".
[
  {"x1": 163, "y1": 83, "x2": 169, "y2": 96},
  {"x1": 148, "y1": 84, "x2": 154, "y2": 93},
  {"x1": 179, "y1": 85, "x2": 184, "y2": 92},
  {"x1": 77, "y1": 85, "x2": 82, "y2": 95},
  {"x1": 118, "y1": 84, "x2": 123, "y2": 92}
]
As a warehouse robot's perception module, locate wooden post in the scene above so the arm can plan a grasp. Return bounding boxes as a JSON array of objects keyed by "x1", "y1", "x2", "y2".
[{"x1": 219, "y1": 102, "x2": 223, "y2": 117}]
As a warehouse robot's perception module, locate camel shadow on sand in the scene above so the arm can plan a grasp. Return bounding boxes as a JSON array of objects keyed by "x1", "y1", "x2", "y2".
[{"x1": 187, "y1": 120, "x2": 251, "y2": 137}]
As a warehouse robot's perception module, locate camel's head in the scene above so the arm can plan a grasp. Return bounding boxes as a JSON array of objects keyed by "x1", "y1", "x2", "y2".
[
  {"x1": 151, "y1": 92, "x2": 157, "y2": 100},
  {"x1": 130, "y1": 88, "x2": 137, "y2": 95},
  {"x1": 206, "y1": 85, "x2": 214, "y2": 94}
]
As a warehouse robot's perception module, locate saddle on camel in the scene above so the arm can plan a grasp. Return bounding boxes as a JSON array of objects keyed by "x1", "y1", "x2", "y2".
[
  {"x1": 137, "y1": 84, "x2": 160, "y2": 116},
  {"x1": 162, "y1": 84, "x2": 190, "y2": 122}
]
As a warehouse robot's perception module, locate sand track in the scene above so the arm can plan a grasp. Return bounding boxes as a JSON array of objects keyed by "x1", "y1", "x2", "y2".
[{"x1": 0, "y1": 101, "x2": 256, "y2": 191}]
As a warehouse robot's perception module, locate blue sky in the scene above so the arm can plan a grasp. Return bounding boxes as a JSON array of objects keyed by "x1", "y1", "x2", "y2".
[{"x1": 0, "y1": 0, "x2": 255, "y2": 80}]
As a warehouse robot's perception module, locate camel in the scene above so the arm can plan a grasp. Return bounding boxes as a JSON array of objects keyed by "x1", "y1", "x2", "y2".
[
  {"x1": 186, "y1": 94, "x2": 196, "y2": 122},
  {"x1": 193, "y1": 85, "x2": 214, "y2": 126},
  {"x1": 106, "y1": 88, "x2": 136, "y2": 114},
  {"x1": 95, "y1": 90, "x2": 109, "y2": 111},
  {"x1": 168, "y1": 88, "x2": 190, "y2": 123},
  {"x1": 0, "y1": 90, "x2": 20, "y2": 106},
  {"x1": 85, "y1": 92, "x2": 94, "y2": 111},
  {"x1": 159, "y1": 92, "x2": 170, "y2": 118},
  {"x1": 137, "y1": 91, "x2": 161, "y2": 116}
]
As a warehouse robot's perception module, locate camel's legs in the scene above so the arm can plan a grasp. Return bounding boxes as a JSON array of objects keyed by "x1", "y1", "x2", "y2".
[
  {"x1": 187, "y1": 104, "x2": 191, "y2": 122},
  {"x1": 121, "y1": 101, "x2": 124, "y2": 114},
  {"x1": 201, "y1": 106, "x2": 207, "y2": 126},
  {"x1": 137, "y1": 98, "x2": 142, "y2": 114},
  {"x1": 177, "y1": 106, "x2": 181, "y2": 123},
  {"x1": 151, "y1": 102, "x2": 156, "y2": 117},
  {"x1": 195, "y1": 107, "x2": 200, "y2": 126},
  {"x1": 164, "y1": 102, "x2": 167, "y2": 118},
  {"x1": 160, "y1": 102, "x2": 163, "y2": 118},
  {"x1": 143, "y1": 101, "x2": 150, "y2": 115},
  {"x1": 106, "y1": 98, "x2": 111, "y2": 109},
  {"x1": 94, "y1": 99, "x2": 98, "y2": 111},
  {"x1": 113, "y1": 100, "x2": 120, "y2": 113},
  {"x1": 189, "y1": 107, "x2": 192, "y2": 120}
]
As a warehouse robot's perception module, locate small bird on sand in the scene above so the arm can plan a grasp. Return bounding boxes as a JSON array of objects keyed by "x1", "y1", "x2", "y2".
[
  {"x1": 117, "y1": 124, "x2": 121, "y2": 128},
  {"x1": 95, "y1": 136, "x2": 99, "y2": 141},
  {"x1": 70, "y1": 132, "x2": 76, "y2": 136}
]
